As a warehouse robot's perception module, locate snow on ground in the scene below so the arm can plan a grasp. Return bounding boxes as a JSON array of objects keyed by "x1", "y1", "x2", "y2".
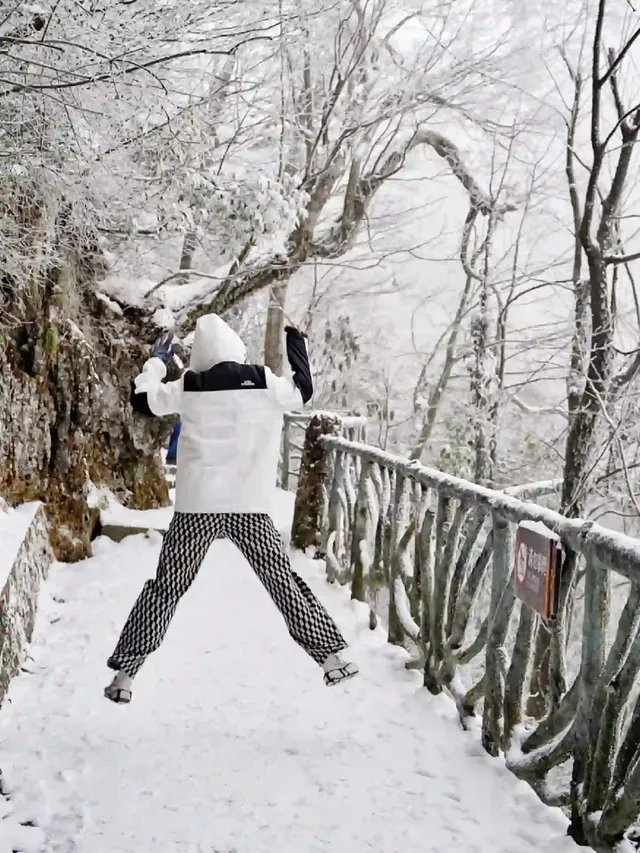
[{"x1": 0, "y1": 493, "x2": 586, "y2": 852}]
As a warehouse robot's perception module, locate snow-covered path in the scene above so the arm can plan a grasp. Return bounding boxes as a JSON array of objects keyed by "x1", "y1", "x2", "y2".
[{"x1": 1, "y1": 496, "x2": 582, "y2": 853}]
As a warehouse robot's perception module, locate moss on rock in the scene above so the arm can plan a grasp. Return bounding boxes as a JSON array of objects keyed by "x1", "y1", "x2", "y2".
[{"x1": 0, "y1": 258, "x2": 171, "y2": 562}]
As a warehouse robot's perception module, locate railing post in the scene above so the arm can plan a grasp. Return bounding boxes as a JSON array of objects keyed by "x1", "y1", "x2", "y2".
[
  {"x1": 503, "y1": 604, "x2": 537, "y2": 746},
  {"x1": 418, "y1": 492, "x2": 439, "y2": 693},
  {"x1": 325, "y1": 451, "x2": 346, "y2": 582},
  {"x1": 410, "y1": 482, "x2": 426, "y2": 622},
  {"x1": 482, "y1": 512, "x2": 512, "y2": 757},
  {"x1": 429, "y1": 493, "x2": 451, "y2": 673},
  {"x1": 369, "y1": 465, "x2": 388, "y2": 615},
  {"x1": 568, "y1": 548, "x2": 609, "y2": 842},
  {"x1": 350, "y1": 458, "x2": 373, "y2": 602},
  {"x1": 388, "y1": 473, "x2": 407, "y2": 646},
  {"x1": 290, "y1": 413, "x2": 343, "y2": 552},
  {"x1": 281, "y1": 415, "x2": 291, "y2": 491},
  {"x1": 382, "y1": 468, "x2": 396, "y2": 584}
]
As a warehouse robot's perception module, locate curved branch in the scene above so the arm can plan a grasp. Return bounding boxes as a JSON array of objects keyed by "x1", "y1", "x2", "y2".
[{"x1": 175, "y1": 126, "x2": 517, "y2": 328}]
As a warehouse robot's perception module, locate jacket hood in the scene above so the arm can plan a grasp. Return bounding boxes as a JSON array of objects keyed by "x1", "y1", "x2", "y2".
[{"x1": 189, "y1": 314, "x2": 247, "y2": 372}]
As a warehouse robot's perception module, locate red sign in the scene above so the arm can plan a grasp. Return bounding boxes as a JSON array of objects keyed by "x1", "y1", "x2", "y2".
[{"x1": 514, "y1": 522, "x2": 563, "y2": 620}]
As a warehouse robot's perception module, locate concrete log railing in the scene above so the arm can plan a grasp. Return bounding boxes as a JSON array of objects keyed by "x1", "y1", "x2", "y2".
[
  {"x1": 291, "y1": 416, "x2": 640, "y2": 852},
  {"x1": 280, "y1": 411, "x2": 367, "y2": 492},
  {"x1": 0, "y1": 502, "x2": 53, "y2": 706}
]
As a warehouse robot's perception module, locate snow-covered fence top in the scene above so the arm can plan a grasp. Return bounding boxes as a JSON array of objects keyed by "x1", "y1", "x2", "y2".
[
  {"x1": 323, "y1": 437, "x2": 640, "y2": 585},
  {"x1": 291, "y1": 414, "x2": 640, "y2": 852}
]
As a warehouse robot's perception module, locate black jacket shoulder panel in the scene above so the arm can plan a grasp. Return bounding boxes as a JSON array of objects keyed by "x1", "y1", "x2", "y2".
[{"x1": 184, "y1": 362, "x2": 267, "y2": 393}]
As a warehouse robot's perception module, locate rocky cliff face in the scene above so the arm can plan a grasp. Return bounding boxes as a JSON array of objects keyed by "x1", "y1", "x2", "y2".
[{"x1": 0, "y1": 248, "x2": 173, "y2": 561}]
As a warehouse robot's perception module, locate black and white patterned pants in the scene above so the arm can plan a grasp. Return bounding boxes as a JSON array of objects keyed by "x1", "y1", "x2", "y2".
[{"x1": 108, "y1": 512, "x2": 347, "y2": 678}]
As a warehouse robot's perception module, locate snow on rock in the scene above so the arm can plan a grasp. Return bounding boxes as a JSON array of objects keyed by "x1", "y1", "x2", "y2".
[
  {"x1": 0, "y1": 496, "x2": 589, "y2": 852},
  {"x1": 88, "y1": 484, "x2": 294, "y2": 542},
  {"x1": 150, "y1": 307, "x2": 176, "y2": 330},
  {"x1": 88, "y1": 484, "x2": 174, "y2": 534},
  {"x1": 94, "y1": 291, "x2": 124, "y2": 316},
  {"x1": 0, "y1": 502, "x2": 52, "y2": 705},
  {"x1": 97, "y1": 276, "x2": 158, "y2": 309}
]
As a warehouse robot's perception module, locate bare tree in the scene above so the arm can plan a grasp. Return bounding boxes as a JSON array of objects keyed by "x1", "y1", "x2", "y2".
[
  {"x1": 561, "y1": 0, "x2": 640, "y2": 518},
  {"x1": 137, "y1": 1, "x2": 534, "y2": 335}
]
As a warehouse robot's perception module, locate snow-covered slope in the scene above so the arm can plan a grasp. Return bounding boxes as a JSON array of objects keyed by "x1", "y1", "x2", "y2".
[{"x1": 0, "y1": 493, "x2": 586, "y2": 852}]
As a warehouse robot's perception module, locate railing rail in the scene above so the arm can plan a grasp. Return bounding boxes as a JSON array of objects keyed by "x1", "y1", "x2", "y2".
[
  {"x1": 292, "y1": 417, "x2": 640, "y2": 851},
  {"x1": 322, "y1": 437, "x2": 640, "y2": 583}
]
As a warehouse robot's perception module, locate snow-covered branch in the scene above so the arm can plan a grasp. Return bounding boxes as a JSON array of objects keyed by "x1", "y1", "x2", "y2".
[
  {"x1": 411, "y1": 130, "x2": 516, "y2": 218},
  {"x1": 512, "y1": 396, "x2": 568, "y2": 421},
  {"x1": 175, "y1": 121, "x2": 517, "y2": 328}
]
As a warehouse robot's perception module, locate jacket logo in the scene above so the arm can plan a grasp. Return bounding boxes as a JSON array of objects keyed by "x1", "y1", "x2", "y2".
[{"x1": 241, "y1": 380, "x2": 255, "y2": 387}]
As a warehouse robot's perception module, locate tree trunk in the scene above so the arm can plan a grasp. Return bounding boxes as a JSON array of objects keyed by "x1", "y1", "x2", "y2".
[
  {"x1": 0, "y1": 251, "x2": 172, "y2": 562},
  {"x1": 562, "y1": 257, "x2": 612, "y2": 517},
  {"x1": 470, "y1": 216, "x2": 496, "y2": 486},
  {"x1": 291, "y1": 413, "x2": 343, "y2": 552},
  {"x1": 411, "y1": 275, "x2": 473, "y2": 461},
  {"x1": 178, "y1": 229, "x2": 199, "y2": 281},
  {"x1": 471, "y1": 307, "x2": 492, "y2": 485},
  {"x1": 264, "y1": 281, "x2": 288, "y2": 373}
]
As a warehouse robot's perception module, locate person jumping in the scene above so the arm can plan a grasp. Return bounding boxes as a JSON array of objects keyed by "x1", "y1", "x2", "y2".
[{"x1": 104, "y1": 315, "x2": 358, "y2": 704}]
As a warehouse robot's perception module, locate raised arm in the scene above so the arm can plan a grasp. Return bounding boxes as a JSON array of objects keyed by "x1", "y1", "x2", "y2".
[
  {"x1": 266, "y1": 326, "x2": 314, "y2": 409},
  {"x1": 131, "y1": 333, "x2": 183, "y2": 417}
]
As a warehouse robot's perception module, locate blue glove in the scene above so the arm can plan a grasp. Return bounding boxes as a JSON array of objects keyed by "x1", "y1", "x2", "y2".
[{"x1": 150, "y1": 332, "x2": 182, "y2": 366}]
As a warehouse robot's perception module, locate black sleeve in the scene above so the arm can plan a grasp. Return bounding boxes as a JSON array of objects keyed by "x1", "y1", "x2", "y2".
[
  {"x1": 285, "y1": 329, "x2": 313, "y2": 405},
  {"x1": 130, "y1": 381, "x2": 155, "y2": 417}
]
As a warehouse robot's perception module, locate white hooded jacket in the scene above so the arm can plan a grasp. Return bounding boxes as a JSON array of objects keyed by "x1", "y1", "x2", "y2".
[{"x1": 134, "y1": 314, "x2": 304, "y2": 514}]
